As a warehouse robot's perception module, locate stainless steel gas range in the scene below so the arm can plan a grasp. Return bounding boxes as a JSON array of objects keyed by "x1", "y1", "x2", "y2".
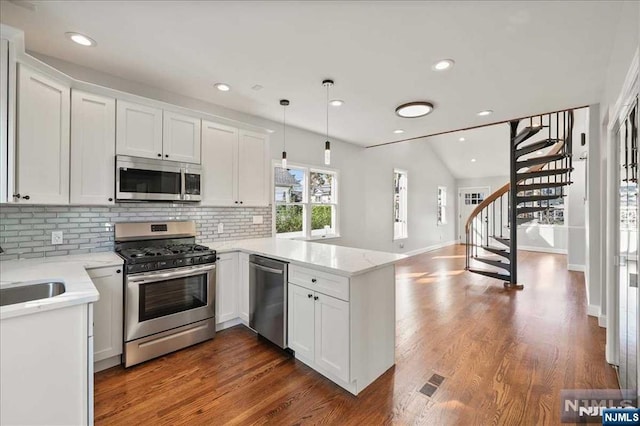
[{"x1": 115, "y1": 221, "x2": 216, "y2": 367}]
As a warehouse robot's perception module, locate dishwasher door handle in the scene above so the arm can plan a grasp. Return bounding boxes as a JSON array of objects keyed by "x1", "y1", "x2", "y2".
[{"x1": 250, "y1": 263, "x2": 284, "y2": 275}]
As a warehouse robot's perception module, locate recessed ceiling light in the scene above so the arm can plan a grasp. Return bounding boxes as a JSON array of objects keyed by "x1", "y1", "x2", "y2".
[
  {"x1": 477, "y1": 110, "x2": 493, "y2": 116},
  {"x1": 459, "y1": 137, "x2": 465, "y2": 142},
  {"x1": 65, "y1": 32, "x2": 96, "y2": 47},
  {"x1": 393, "y1": 129, "x2": 405, "y2": 134},
  {"x1": 214, "y1": 83, "x2": 231, "y2": 92},
  {"x1": 251, "y1": 84, "x2": 263, "y2": 91},
  {"x1": 329, "y1": 99, "x2": 344, "y2": 107},
  {"x1": 395, "y1": 101, "x2": 434, "y2": 118},
  {"x1": 471, "y1": 158, "x2": 477, "y2": 162},
  {"x1": 432, "y1": 59, "x2": 455, "y2": 71}
]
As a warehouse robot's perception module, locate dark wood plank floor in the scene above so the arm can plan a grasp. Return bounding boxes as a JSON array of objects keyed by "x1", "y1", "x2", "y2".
[{"x1": 95, "y1": 245, "x2": 618, "y2": 425}]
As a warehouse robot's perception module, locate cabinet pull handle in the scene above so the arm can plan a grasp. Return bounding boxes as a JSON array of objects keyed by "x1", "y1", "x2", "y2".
[
  {"x1": 311, "y1": 278, "x2": 317, "y2": 283},
  {"x1": 12, "y1": 193, "x2": 20, "y2": 199},
  {"x1": 314, "y1": 296, "x2": 319, "y2": 301},
  {"x1": 22, "y1": 195, "x2": 30, "y2": 200},
  {"x1": 308, "y1": 294, "x2": 313, "y2": 298}
]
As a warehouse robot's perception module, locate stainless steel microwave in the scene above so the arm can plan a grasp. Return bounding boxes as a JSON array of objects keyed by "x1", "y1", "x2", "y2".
[{"x1": 116, "y1": 155, "x2": 201, "y2": 202}]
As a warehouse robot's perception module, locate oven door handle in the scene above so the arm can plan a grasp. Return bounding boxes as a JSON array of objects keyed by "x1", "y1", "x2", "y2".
[{"x1": 127, "y1": 264, "x2": 216, "y2": 285}]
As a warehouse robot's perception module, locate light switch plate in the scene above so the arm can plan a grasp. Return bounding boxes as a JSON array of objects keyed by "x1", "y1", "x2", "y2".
[
  {"x1": 252, "y1": 216, "x2": 263, "y2": 225},
  {"x1": 51, "y1": 231, "x2": 63, "y2": 245},
  {"x1": 217, "y1": 223, "x2": 224, "y2": 234}
]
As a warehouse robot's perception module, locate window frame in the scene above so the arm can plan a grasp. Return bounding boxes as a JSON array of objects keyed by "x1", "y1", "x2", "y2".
[
  {"x1": 393, "y1": 169, "x2": 408, "y2": 241},
  {"x1": 272, "y1": 161, "x2": 340, "y2": 240}
]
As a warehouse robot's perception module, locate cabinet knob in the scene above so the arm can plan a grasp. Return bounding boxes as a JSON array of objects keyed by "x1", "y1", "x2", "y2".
[
  {"x1": 216, "y1": 257, "x2": 220, "y2": 260},
  {"x1": 239, "y1": 201, "x2": 243, "y2": 204},
  {"x1": 12, "y1": 193, "x2": 20, "y2": 199},
  {"x1": 235, "y1": 201, "x2": 239, "y2": 204},
  {"x1": 165, "y1": 154, "x2": 169, "y2": 158},
  {"x1": 311, "y1": 278, "x2": 317, "y2": 283},
  {"x1": 108, "y1": 198, "x2": 113, "y2": 202},
  {"x1": 314, "y1": 296, "x2": 319, "y2": 301},
  {"x1": 22, "y1": 195, "x2": 30, "y2": 200},
  {"x1": 308, "y1": 294, "x2": 313, "y2": 298},
  {"x1": 116, "y1": 269, "x2": 121, "y2": 274},
  {"x1": 157, "y1": 153, "x2": 162, "y2": 157}
]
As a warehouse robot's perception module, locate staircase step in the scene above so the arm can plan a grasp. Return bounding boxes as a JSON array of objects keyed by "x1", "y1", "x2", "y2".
[
  {"x1": 516, "y1": 181, "x2": 573, "y2": 192},
  {"x1": 517, "y1": 206, "x2": 549, "y2": 215},
  {"x1": 513, "y1": 126, "x2": 544, "y2": 146},
  {"x1": 517, "y1": 167, "x2": 573, "y2": 180},
  {"x1": 473, "y1": 256, "x2": 511, "y2": 272},
  {"x1": 468, "y1": 268, "x2": 511, "y2": 281},
  {"x1": 516, "y1": 154, "x2": 568, "y2": 169},
  {"x1": 516, "y1": 194, "x2": 563, "y2": 204},
  {"x1": 493, "y1": 237, "x2": 511, "y2": 248},
  {"x1": 515, "y1": 139, "x2": 562, "y2": 158},
  {"x1": 482, "y1": 246, "x2": 510, "y2": 259}
]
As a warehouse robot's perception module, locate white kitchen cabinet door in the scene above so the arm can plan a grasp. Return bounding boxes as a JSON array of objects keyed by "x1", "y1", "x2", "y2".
[
  {"x1": 237, "y1": 129, "x2": 268, "y2": 206},
  {"x1": 116, "y1": 100, "x2": 163, "y2": 160},
  {"x1": 201, "y1": 121, "x2": 238, "y2": 206},
  {"x1": 15, "y1": 65, "x2": 70, "y2": 204},
  {"x1": 314, "y1": 292, "x2": 350, "y2": 382},
  {"x1": 216, "y1": 252, "x2": 239, "y2": 324},
  {"x1": 238, "y1": 252, "x2": 250, "y2": 323},
  {"x1": 288, "y1": 283, "x2": 315, "y2": 362},
  {"x1": 162, "y1": 111, "x2": 201, "y2": 163},
  {"x1": 87, "y1": 266, "x2": 123, "y2": 362},
  {"x1": 70, "y1": 90, "x2": 116, "y2": 205}
]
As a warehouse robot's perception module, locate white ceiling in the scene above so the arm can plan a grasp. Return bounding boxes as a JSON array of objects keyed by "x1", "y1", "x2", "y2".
[{"x1": 0, "y1": 1, "x2": 621, "y2": 147}]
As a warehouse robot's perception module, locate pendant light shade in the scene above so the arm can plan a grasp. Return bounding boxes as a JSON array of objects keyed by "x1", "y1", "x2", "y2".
[
  {"x1": 322, "y1": 79, "x2": 333, "y2": 165},
  {"x1": 280, "y1": 99, "x2": 289, "y2": 169}
]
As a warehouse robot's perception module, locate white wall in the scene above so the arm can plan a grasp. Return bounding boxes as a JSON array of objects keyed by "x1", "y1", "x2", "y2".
[{"x1": 30, "y1": 53, "x2": 456, "y2": 255}]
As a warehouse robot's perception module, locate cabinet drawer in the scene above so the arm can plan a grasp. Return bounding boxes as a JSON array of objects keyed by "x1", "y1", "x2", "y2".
[{"x1": 289, "y1": 265, "x2": 349, "y2": 302}]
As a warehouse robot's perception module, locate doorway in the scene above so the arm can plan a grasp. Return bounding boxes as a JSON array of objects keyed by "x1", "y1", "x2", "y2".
[{"x1": 458, "y1": 186, "x2": 490, "y2": 241}]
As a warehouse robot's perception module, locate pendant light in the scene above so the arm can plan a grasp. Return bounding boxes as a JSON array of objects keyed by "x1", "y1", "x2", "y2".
[
  {"x1": 280, "y1": 99, "x2": 289, "y2": 169},
  {"x1": 322, "y1": 79, "x2": 334, "y2": 165}
]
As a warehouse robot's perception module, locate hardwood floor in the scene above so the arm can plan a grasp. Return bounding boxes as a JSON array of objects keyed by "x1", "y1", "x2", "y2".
[{"x1": 95, "y1": 245, "x2": 618, "y2": 425}]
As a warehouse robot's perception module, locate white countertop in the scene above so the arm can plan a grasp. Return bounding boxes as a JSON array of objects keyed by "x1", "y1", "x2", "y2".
[
  {"x1": 0, "y1": 252, "x2": 123, "y2": 320},
  {"x1": 198, "y1": 238, "x2": 407, "y2": 277}
]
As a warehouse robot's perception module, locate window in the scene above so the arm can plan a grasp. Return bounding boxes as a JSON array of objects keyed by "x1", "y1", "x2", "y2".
[
  {"x1": 517, "y1": 187, "x2": 565, "y2": 225},
  {"x1": 274, "y1": 164, "x2": 338, "y2": 239},
  {"x1": 393, "y1": 169, "x2": 408, "y2": 240},
  {"x1": 437, "y1": 186, "x2": 447, "y2": 225},
  {"x1": 464, "y1": 192, "x2": 485, "y2": 205}
]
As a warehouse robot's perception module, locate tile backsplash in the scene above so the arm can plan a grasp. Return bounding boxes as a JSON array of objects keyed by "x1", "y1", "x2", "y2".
[{"x1": 0, "y1": 203, "x2": 272, "y2": 260}]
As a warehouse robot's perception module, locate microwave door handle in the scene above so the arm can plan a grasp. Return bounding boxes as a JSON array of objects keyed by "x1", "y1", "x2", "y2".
[{"x1": 180, "y1": 168, "x2": 186, "y2": 200}]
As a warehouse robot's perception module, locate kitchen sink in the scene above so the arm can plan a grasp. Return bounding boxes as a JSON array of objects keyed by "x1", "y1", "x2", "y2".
[{"x1": 0, "y1": 281, "x2": 66, "y2": 307}]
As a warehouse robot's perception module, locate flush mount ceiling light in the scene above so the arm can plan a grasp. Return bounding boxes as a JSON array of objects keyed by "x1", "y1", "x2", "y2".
[
  {"x1": 459, "y1": 137, "x2": 465, "y2": 142},
  {"x1": 471, "y1": 158, "x2": 477, "y2": 162},
  {"x1": 432, "y1": 59, "x2": 455, "y2": 71},
  {"x1": 65, "y1": 32, "x2": 96, "y2": 47},
  {"x1": 477, "y1": 110, "x2": 493, "y2": 116},
  {"x1": 393, "y1": 129, "x2": 405, "y2": 134},
  {"x1": 395, "y1": 101, "x2": 434, "y2": 118},
  {"x1": 329, "y1": 99, "x2": 344, "y2": 107},
  {"x1": 214, "y1": 83, "x2": 231, "y2": 92}
]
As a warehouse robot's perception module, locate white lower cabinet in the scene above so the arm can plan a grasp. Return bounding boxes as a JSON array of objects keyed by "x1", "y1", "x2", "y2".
[
  {"x1": 288, "y1": 283, "x2": 350, "y2": 383},
  {"x1": 216, "y1": 252, "x2": 239, "y2": 324},
  {"x1": 87, "y1": 265, "x2": 123, "y2": 371},
  {"x1": 238, "y1": 252, "x2": 250, "y2": 323}
]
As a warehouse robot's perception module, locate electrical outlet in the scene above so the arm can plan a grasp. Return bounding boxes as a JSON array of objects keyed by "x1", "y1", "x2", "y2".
[
  {"x1": 51, "y1": 231, "x2": 63, "y2": 245},
  {"x1": 217, "y1": 223, "x2": 224, "y2": 234},
  {"x1": 252, "y1": 215, "x2": 263, "y2": 225}
]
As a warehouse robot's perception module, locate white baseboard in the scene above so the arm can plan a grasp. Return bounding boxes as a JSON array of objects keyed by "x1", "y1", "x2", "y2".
[
  {"x1": 567, "y1": 264, "x2": 586, "y2": 272},
  {"x1": 94, "y1": 355, "x2": 122, "y2": 373},
  {"x1": 518, "y1": 245, "x2": 567, "y2": 255},
  {"x1": 598, "y1": 315, "x2": 607, "y2": 328},
  {"x1": 404, "y1": 240, "x2": 458, "y2": 257},
  {"x1": 215, "y1": 317, "x2": 243, "y2": 332},
  {"x1": 587, "y1": 304, "x2": 600, "y2": 318}
]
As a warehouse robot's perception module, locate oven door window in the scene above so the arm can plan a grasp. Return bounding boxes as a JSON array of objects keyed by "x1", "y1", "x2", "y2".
[
  {"x1": 119, "y1": 168, "x2": 181, "y2": 195},
  {"x1": 184, "y1": 173, "x2": 201, "y2": 196},
  {"x1": 139, "y1": 273, "x2": 207, "y2": 322}
]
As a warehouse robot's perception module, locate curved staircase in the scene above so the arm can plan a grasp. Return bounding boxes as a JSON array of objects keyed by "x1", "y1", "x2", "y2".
[{"x1": 465, "y1": 110, "x2": 575, "y2": 289}]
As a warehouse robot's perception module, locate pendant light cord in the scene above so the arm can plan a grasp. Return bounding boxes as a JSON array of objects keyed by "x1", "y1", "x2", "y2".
[
  {"x1": 326, "y1": 84, "x2": 329, "y2": 140},
  {"x1": 283, "y1": 104, "x2": 286, "y2": 152}
]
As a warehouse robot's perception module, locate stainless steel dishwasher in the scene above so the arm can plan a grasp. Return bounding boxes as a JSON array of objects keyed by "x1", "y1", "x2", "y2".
[{"x1": 249, "y1": 255, "x2": 288, "y2": 348}]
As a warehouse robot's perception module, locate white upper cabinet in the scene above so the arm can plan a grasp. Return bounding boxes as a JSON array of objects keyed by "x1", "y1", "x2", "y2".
[
  {"x1": 238, "y1": 130, "x2": 269, "y2": 206},
  {"x1": 116, "y1": 100, "x2": 163, "y2": 160},
  {"x1": 15, "y1": 65, "x2": 70, "y2": 204},
  {"x1": 201, "y1": 121, "x2": 238, "y2": 206},
  {"x1": 70, "y1": 90, "x2": 116, "y2": 205},
  {"x1": 201, "y1": 122, "x2": 269, "y2": 207},
  {"x1": 162, "y1": 111, "x2": 201, "y2": 164}
]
